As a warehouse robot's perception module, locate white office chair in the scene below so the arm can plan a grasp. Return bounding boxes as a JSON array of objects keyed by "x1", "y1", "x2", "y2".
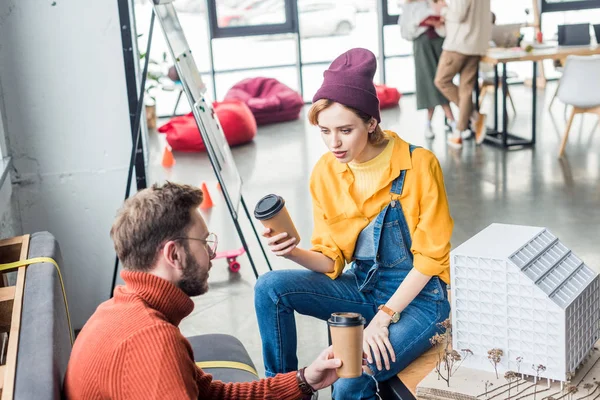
[
  {"x1": 556, "y1": 55, "x2": 600, "y2": 157},
  {"x1": 548, "y1": 65, "x2": 563, "y2": 110}
]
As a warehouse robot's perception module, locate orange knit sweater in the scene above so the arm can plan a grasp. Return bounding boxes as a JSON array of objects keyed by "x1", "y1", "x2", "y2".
[{"x1": 64, "y1": 271, "x2": 304, "y2": 400}]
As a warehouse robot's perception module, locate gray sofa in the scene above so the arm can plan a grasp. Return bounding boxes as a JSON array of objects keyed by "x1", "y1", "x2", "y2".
[
  {"x1": 14, "y1": 232, "x2": 72, "y2": 399},
  {"x1": 9, "y1": 232, "x2": 258, "y2": 398}
]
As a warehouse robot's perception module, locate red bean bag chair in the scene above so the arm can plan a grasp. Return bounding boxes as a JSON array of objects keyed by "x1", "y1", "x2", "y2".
[
  {"x1": 224, "y1": 77, "x2": 304, "y2": 126},
  {"x1": 376, "y1": 84, "x2": 402, "y2": 109},
  {"x1": 157, "y1": 100, "x2": 256, "y2": 152}
]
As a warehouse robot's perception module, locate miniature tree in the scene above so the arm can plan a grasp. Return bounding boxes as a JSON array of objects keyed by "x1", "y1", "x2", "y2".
[
  {"x1": 452, "y1": 349, "x2": 474, "y2": 376},
  {"x1": 566, "y1": 385, "x2": 578, "y2": 400},
  {"x1": 532, "y1": 364, "x2": 546, "y2": 400},
  {"x1": 484, "y1": 380, "x2": 494, "y2": 400},
  {"x1": 429, "y1": 319, "x2": 471, "y2": 387},
  {"x1": 532, "y1": 364, "x2": 546, "y2": 383},
  {"x1": 504, "y1": 371, "x2": 517, "y2": 398},
  {"x1": 515, "y1": 356, "x2": 523, "y2": 390},
  {"x1": 487, "y1": 348, "x2": 504, "y2": 379}
]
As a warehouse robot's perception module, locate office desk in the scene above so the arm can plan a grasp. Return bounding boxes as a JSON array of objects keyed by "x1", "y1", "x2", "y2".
[{"x1": 479, "y1": 44, "x2": 600, "y2": 149}]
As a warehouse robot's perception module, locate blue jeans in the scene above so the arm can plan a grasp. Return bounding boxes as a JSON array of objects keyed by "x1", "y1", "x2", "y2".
[{"x1": 254, "y1": 268, "x2": 450, "y2": 400}]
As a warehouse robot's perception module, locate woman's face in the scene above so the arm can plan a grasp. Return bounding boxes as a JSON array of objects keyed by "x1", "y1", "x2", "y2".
[{"x1": 317, "y1": 102, "x2": 376, "y2": 164}]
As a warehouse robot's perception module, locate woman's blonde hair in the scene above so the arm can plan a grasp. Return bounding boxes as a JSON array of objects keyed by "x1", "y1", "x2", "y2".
[{"x1": 307, "y1": 99, "x2": 386, "y2": 145}]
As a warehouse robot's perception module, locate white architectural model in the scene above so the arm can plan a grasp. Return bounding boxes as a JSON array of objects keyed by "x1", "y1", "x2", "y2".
[{"x1": 450, "y1": 223, "x2": 600, "y2": 382}]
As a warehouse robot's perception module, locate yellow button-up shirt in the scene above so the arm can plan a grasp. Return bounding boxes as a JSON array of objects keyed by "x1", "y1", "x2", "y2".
[{"x1": 309, "y1": 131, "x2": 453, "y2": 283}]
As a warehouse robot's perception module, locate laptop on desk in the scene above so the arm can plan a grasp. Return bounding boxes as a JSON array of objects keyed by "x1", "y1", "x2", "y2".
[
  {"x1": 558, "y1": 23, "x2": 591, "y2": 46},
  {"x1": 491, "y1": 23, "x2": 523, "y2": 48}
]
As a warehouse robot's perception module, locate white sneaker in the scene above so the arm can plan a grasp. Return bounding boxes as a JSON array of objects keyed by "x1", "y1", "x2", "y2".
[
  {"x1": 424, "y1": 124, "x2": 435, "y2": 139},
  {"x1": 445, "y1": 120, "x2": 455, "y2": 132},
  {"x1": 461, "y1": 130, "x2": 473, "y2": 140}
]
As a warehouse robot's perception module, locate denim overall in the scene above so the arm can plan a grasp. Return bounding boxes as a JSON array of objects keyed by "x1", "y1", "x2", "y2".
[{"x1": 254, "y1": 145, "x2": 450, "y2": 400}]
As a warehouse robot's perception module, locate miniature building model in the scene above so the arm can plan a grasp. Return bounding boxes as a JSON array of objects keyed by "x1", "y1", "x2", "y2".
[{"x1": 450, "y1": 224, "x2": 600, "y2": 382}]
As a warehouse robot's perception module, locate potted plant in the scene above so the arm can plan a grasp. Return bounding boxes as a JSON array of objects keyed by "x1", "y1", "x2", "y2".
[{"x1": 140, "y1": 51, "x2": 167, "y2": 130}]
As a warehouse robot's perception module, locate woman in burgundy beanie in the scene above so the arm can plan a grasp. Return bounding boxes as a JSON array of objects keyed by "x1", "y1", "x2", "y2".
[{"x1": 255, "y1": 48, "x2": 453, "y2": 400}]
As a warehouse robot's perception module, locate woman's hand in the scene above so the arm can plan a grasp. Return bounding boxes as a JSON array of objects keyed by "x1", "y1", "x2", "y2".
[
  {"x1": 363, "y1": 312, "x2": 396, "y2": 371},
  {"x1": 262, "y1": 228, "x2": 297, "y2": 257},
  {"x1": 432, "y1": 19, "x2": 445, "y2": 29}
]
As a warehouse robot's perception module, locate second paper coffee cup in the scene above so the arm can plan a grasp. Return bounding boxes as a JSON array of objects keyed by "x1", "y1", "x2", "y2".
[
  {"x1": 254, "y1": 194, "x2": 301, "y2": 245},
  {"x1": 328, "y1": 312, "x2": 366, "y2": 378}
]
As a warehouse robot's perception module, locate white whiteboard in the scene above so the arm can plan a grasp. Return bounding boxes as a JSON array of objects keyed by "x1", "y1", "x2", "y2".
[{"x1": 153, "y1": 2, "x2": 243, "y2": 218}]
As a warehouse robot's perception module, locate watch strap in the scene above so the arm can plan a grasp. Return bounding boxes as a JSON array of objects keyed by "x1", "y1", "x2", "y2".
[
  {"x1": 378, "y1": 305, "x2": 400, "y2": 323},
  {"x1": 378, "y1": 305, "x2": 395, "y2": 317},
  {"x1": 296, "y1": 367, "x2": 316, "y2": 395}
]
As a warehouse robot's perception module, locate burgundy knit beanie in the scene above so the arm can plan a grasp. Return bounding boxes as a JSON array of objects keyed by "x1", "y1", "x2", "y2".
[{"x1": 312, "y1": 48, "x2": 380, "y2": 123}]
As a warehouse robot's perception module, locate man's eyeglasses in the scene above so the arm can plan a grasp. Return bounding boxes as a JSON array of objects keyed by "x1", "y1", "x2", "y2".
[{"x1": 173, "y1": 233, "x2": 218, "y2": 258}]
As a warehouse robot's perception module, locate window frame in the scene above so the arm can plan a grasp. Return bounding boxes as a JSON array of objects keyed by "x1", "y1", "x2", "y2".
[
  {"x1": 380, "y1": 0, "x2": 400, "y2": 26},
  {"x1": 541, "y1": 0, "x2": 600, "y2": 13},
  {"x1": 207, "y1": 0, "x2": 299, "y2": 39}
]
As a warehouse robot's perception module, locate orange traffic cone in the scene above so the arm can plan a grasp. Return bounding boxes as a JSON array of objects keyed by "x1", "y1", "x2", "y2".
[
  {"x1": 200, "y1": 182, "x2": 214, "y2": 209},
  {"x1": 161, "y1": 145, "x2": 175, "y2": 168}
]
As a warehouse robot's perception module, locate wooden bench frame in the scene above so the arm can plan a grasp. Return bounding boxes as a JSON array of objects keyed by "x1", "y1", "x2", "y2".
[
  {"x1": 396, "y1": 344, "x2": 442, "y2": 397},
  {"x1": 0, "y1": 235, "x2": 30, "y2": 400}
]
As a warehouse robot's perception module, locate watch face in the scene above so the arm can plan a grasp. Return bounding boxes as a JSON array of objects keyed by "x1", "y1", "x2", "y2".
[{"x1": 392, "y1": 313, "x2": 400, "y2": 323}]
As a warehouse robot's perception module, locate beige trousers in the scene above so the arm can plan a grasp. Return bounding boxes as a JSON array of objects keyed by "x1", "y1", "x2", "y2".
[{"x1": 434, "y1": 50, "x2": 481, "y2": 131}]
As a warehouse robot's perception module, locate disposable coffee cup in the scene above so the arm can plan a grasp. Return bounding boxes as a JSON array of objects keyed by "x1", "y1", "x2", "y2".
[
  {"x1": 254, "y1": 194, "x2": 301, "y2": 245},
  {"x1": 328, "y1": 312, "x2": 366, "y2": 378}
]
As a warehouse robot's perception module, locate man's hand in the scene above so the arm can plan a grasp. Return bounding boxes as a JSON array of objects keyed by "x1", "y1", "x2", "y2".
[
  {"x1": 362, "y1": 312, "x2": 396, "y2": 371},
  {"x1": 303, "y1": 346, "x2": 341, "y2": 391}
]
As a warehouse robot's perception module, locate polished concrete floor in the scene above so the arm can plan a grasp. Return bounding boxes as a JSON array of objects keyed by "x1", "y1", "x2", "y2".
[{"x1": 147, "y1": 83, "x2": 600, "y2": 397}]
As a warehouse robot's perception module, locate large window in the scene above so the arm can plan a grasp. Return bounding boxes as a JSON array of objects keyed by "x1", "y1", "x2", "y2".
[
  {"x1": 542, "y1": 0, "x2": 600, "y2": 12},
  {"x1": 131, "y1": 0, "x2": 600, "y2": 119},
  {"x1": 209, "y1": 0, "x2": 297, "y2": 38},
  {"x1": 492, "y1": 0, "x2": 600, "y2": 82},
  {"x1": 134, "y1": 0, "x2": 211, "y2": 117},
  {"x1": 299, "y1": 0, "x2": 378, "y2": 101}
]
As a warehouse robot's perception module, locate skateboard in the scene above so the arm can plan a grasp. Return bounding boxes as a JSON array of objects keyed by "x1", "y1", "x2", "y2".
[{"x1": 214, "y1": 247, "x2": 246, "y2": 273}]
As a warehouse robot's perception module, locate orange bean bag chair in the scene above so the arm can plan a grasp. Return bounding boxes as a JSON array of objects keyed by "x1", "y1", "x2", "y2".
[{"x1": 158, "y1": 100, "x2": 257, "y2": 152}]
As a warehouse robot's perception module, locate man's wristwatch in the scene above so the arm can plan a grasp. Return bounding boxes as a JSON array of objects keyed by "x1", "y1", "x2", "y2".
[
  {"x1": 296, "y1": 367, "x2": 316, "y2": 396},
  {"x1": 378, "y1": 305, "x2": 401, "y2": 324}
]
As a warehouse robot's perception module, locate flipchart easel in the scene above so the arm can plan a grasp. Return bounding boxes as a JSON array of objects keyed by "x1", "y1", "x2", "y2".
[
  {"x1": 111, "y1": 1, "x2": 272, "y2": 296},
  {"x1": 152, "y1": 0, "x2": 272, "y2": 279}
]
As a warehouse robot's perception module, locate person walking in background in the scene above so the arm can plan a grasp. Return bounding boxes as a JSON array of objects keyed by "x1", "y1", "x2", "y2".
[
  {"x1": 400, "y1": 0, "x2": 456, "y2": 140},
  {"x1": 433, "y1": 0, "x2": 492, "y2": 149}
]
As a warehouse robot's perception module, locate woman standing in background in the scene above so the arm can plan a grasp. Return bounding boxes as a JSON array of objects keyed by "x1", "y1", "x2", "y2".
[{"x1": 400, "y1": 0, "x2": 456, "y2": 139}]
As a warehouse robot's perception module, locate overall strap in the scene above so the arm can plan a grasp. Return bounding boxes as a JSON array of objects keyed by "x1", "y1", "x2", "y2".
[{"x1": 390, "y1": 144, "x2": 420, "y2": 196}]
